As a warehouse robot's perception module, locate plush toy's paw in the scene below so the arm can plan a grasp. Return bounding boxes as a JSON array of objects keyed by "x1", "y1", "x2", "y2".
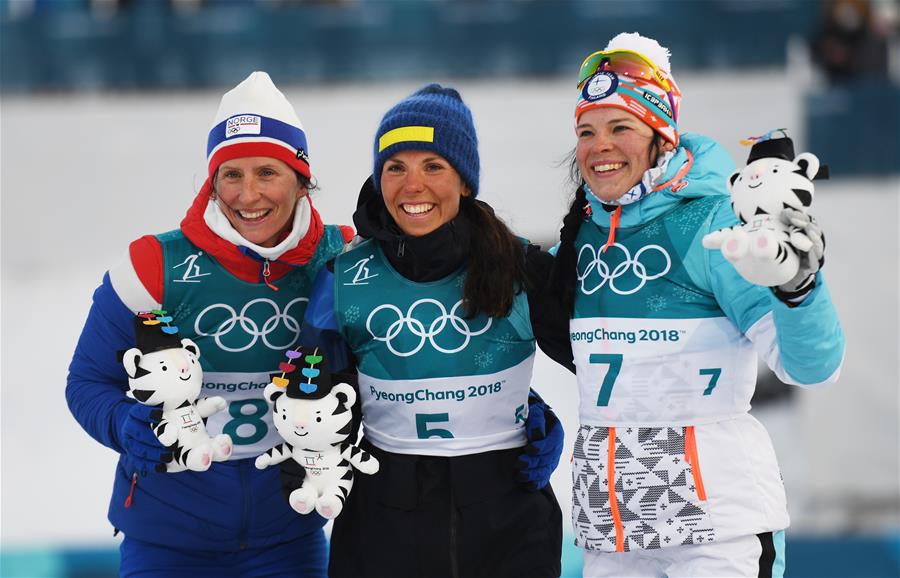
[
  {"x1": 356, "y1": 454, "x2": 380, "y2": 475},
  {"x1": 315, "y1": 495, "x2": 344, "y2": 519},
  {"x1": 701, "y1": 229, "x2": 727, "y2": 250},
  {"x1": 185, "y1": 444, "x2": 213, "y2": 472},
  {"x1": 212, "y1": 434, "x2": 233, "y2": 461},
  {"x1": 748, "y1": 229, "x2": 780, "y2": 260},
  {"x1": 195, "y1": 396, "x2": 228, "y2": 418},
  {"x1": 155, "y1": 427, "x2": 178, "y2": 448},
  {"x1": 729, "y1": 243, "x2": 798, "y2": 287},
  {"x1": 152, "y1": 416, "x2": 178, "y2": 447},
  {"x1": 720, "y1": 228, "x2": 750, "y2": 261},
  {"x1": 164, "y1": 460, "x2": 187, "y2": 474},
  {"x1": 207, "y1": 396, "x2": 228, "y2": 412},
  {"x1": 255, "y1": 454, "x2": 271, "y2": 470},
  {"x1": 289, "y1": 487, "x2": 317, "y2": 515}
]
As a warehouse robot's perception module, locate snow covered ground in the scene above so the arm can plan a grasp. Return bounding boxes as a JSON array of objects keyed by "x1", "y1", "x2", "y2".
[{"x1": 2, "y1": 71, "x2": 898, "y2": 550}]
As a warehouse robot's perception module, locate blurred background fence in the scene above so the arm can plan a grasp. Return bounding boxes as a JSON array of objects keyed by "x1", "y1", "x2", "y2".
[
  {"x1": 2, "y1": 1, "x2": 899, "y2": 577},
  {"x1": 0, "y1": 0, "x2": 826, "y2": 89},
  {"x1": 3, "y1": 0, "x2": 899, "y2": 175}
]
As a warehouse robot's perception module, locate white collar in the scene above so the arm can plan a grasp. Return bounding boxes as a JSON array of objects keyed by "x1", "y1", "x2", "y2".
[
  {"x1": 585, "y1": 149, "x2": 676, "y2": 207},
  {"x1": 204, "y1": 196, "x2": 311, "y2": 261}
]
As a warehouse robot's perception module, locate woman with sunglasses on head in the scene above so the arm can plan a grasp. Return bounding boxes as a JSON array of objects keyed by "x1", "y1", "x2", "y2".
[
  {"x1": 300, "y1": 84, "x2": 567, "y2": 578},
  {"x1": 66, "y1": 72, "x2": 353, "y2": 576},
  {"x1": 550, "y1": 33, "x2": 844, "y2": 577}
]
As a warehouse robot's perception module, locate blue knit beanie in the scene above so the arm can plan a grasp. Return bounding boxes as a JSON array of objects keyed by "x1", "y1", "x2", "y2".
[{"x1": 373, "y1": 84, "x2": 479, "y2": 196}]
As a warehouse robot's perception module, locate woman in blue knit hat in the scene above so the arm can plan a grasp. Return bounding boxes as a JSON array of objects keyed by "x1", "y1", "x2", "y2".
[
  {"x1": 548, "y1": 33, "x2": 845, "y2": 577},
  {"x1": 66, "y1": 72, "x2": 354, "y2": 576},
  {"x1": 300, "y1": 83, "x2": 568, "y2": 577}
]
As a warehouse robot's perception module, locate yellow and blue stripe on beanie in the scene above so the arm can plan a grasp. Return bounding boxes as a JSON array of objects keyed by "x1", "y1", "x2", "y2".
[{"x1": 373, "y1": 83, "x2": 480, "y2": 196}]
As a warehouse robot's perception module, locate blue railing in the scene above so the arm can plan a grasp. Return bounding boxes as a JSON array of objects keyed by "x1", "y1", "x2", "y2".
[
  {"x1": 1, "y1": 0, "x2": 818, "y2": 92},
  {"x1": 806, "y1": 81, "x2": 900, "y2": 176}
]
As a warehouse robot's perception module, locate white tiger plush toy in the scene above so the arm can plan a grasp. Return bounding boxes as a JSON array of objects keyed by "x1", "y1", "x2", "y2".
[
  {"x1": 122, "y1": 311, "x2": 233, "y2": 473},
  {"x1": 702, "y1": 131, "x2": 822, "y2": 287},
  {"x1": 255, "y1": 346, "x2": 379, "y2": 519}
]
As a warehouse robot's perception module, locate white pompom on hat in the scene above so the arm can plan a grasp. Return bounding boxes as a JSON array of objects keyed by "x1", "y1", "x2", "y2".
[
  {"x1": 206, "y1": 71, "x2": 310, "y2": 180},
  {"x1": 605, "y1": 32, "x2": 672, "y2": 75}
]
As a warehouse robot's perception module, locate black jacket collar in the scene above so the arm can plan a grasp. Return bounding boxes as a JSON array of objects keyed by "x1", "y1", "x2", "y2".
[{"x1": 353, "y1": 176, "x2": 471, "y2": 283}]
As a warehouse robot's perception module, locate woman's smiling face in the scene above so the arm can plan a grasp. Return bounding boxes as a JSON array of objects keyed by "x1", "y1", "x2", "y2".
[
  {"x1": 575, "y1": 107, "x2": 673, "y2": 203},
  {"x1": 380, "y1": 150, "x2": 469, "y2": 237},
  {"x1": 213, "y1": 157, "x2": 306, "y2": 247}
]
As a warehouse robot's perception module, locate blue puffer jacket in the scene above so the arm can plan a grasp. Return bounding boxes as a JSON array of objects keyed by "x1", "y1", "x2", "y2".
[{"x1": 66, "y1": 186, "x2": 350, "y2": 551}]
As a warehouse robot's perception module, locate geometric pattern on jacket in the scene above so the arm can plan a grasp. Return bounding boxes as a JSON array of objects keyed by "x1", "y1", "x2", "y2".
[{"x1": 572, "y1": 425, "x2": 715, "y2": 552}]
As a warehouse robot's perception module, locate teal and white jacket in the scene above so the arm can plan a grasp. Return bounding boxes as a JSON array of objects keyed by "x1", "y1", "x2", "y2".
[
  {"x1": 567, "y1": 133, "x2": 844, "y2": 553},
  {"x1": 305, "y1": 238, "x2": 537, "y2": 457}
]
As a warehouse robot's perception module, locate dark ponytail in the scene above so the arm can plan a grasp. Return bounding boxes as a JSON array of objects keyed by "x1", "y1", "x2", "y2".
[
  {"x1": 550, "y1": 133, "x2": 667, "y2": 314},
  {"x1": 461, "y1": 199, "x2": 527, "y2": 319},
  {"x1": 550, "y1": 181, "x2": 588, "y2": 316}
]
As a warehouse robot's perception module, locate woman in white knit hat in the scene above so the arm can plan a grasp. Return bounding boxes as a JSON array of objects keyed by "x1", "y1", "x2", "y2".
[
  {"x1": 547, "y1": 33, "x2": 845, "y2": 577},
  {"x1": 66, "y1": 72, "x2": 352, "y2": 576}
]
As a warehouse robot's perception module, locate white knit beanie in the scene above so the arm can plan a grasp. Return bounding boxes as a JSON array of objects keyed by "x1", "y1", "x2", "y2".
[{"x1": 206, "y1": 71, "x2": 310, "y2": 179}]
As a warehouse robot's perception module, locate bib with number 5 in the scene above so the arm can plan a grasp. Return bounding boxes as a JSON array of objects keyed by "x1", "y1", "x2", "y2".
[{"x1": 334, "y1": 240, "x2": 535, "y2": 456}]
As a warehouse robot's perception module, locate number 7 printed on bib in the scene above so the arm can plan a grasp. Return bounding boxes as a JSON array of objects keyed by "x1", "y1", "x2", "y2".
[{"x1": 590, "y1": 353, "x2": 623, "y2": 407}]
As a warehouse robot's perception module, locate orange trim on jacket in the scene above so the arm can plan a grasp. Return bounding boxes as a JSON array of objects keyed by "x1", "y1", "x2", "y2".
[
  {"x1": 607, "y1": 427, "x2": 625, "y2": 552},
  {"x1": 652, "y1": 148, "x2": 694, "y2": 193},
  {"x1": 684, "y1": 425, "x2": 708, "y2": 502}
]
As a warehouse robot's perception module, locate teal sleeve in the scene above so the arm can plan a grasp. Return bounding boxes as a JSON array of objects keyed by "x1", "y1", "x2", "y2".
[
  {"x1": 769, "y1": 277, "x2": 845, "y2": 384},
  {"x1": 692, "y1": 200, "x2": 845, "y2": 385}
]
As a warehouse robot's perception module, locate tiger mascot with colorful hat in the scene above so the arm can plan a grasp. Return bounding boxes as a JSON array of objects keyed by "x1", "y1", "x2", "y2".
[{"x1": 255, "y1": 346, "x2": 379, "y2": 519}]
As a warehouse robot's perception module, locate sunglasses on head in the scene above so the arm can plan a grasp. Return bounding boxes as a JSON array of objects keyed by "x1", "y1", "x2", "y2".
[{"x1": 577, "y1": 49, "x2": 678, "y2": 122}]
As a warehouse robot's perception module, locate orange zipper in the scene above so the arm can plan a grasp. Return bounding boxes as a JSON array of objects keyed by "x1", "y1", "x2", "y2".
[
  {"x1": 684, "y1": 425, "x2": 708, "y2": 501},
  {"x1": 607, "y1": 427, "x2": 625, "y2": 552},
  {"x1": 602, "y1": 206, "x2": 622, "y2": 253}
]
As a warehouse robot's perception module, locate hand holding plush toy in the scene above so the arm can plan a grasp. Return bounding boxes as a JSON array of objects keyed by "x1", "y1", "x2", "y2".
[
  {"x1": 255, "y1": 346, "x2": 379, "y2": 519},
  {"x1": 121, "y1": 311, "x2": 233, "y2": 473},
  {"x1": 703, "y1": 130, "x2": 827, "y2": 295}
]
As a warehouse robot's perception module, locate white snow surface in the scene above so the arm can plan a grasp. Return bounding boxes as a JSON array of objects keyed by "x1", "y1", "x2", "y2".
[{"x1": 2, "y1": 72, "x2": 898, "y2": 547}]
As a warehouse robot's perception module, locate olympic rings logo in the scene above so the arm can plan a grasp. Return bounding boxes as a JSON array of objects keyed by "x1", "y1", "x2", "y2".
[
  {"x1": 577, "y1": 242, "x2": 671, "y2": 296},
  {"x1": 366, "y1": 298, "x2": 492, "y2": 357},
  {"x1": 194, "y1": 297, "x2": 308, "y2": 352}
]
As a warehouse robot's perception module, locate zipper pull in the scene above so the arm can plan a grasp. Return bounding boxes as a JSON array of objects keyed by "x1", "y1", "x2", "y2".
[
  {"x1": 397, "y1": 239, "x2": 405, "y2": 258},
  {"x1": 262, "y1": 259, "x2": 279, "y2": 292},
  {"x1": 124, "y1": 472, "x2": 138, "y2": 508},
  {"x1": 601, "y1": 206, "x2": 622, "y2": 253}
]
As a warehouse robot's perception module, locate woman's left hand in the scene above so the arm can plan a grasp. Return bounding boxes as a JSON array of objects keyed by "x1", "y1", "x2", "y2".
[
  {"x1": 515, "y1": 390, "x2": 564, "y2": 491},
  {"x1": 774, "y1": 208, "x2": 826, "y2": 302}
]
